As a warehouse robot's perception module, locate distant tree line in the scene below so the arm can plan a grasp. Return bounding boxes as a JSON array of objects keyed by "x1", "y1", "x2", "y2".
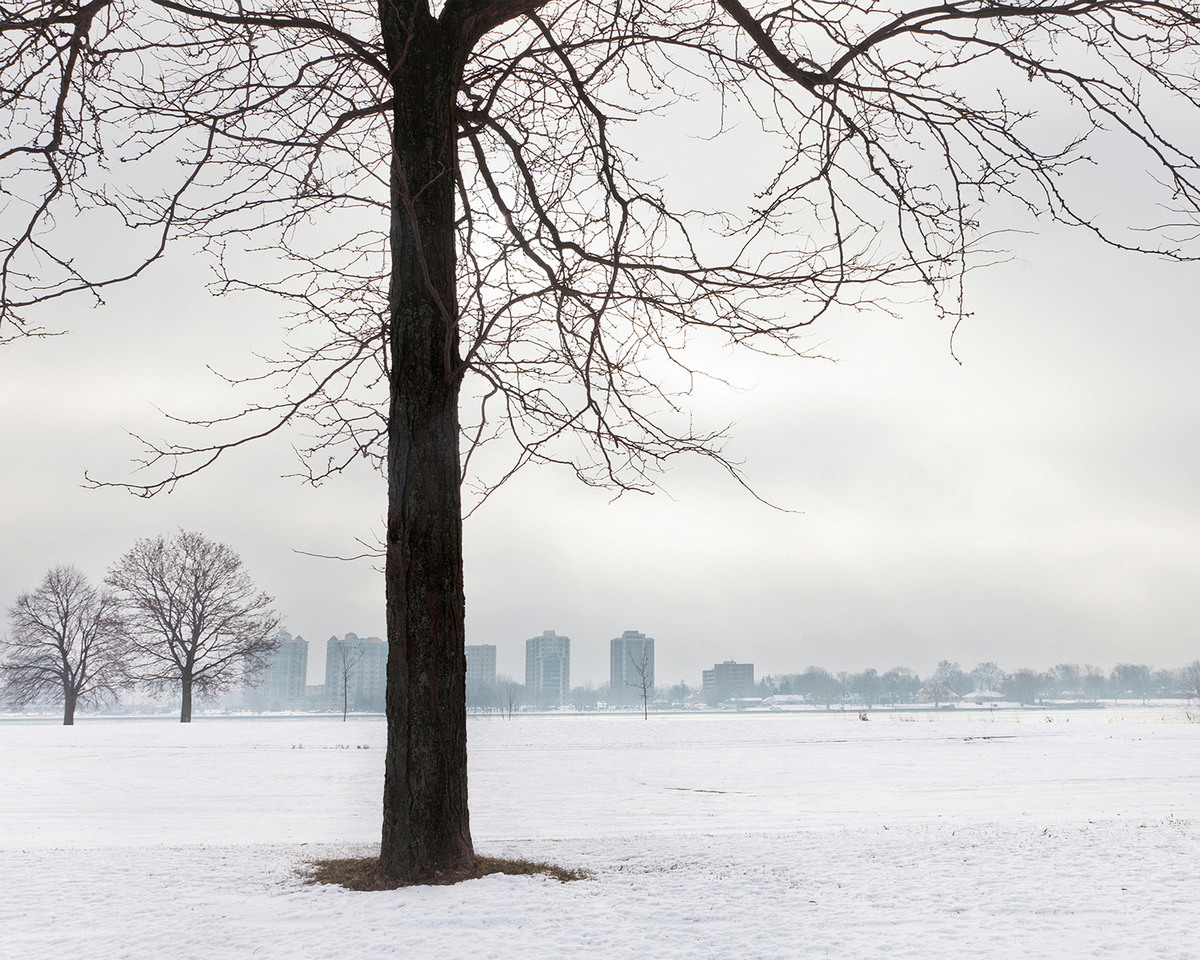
[
  {"x1": 470, "y1": 658, "x2": 1200, "y2": 713},
  {"x1": 756, "y1": 660, "x2": 1200, "y2": 708},
  {"x1": 1, "y1": 531, "x2": 279, "y2": 724}
]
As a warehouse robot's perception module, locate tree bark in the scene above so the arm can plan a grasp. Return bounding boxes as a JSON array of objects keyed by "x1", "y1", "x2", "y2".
[
  {"x1": 63, "y1": 688, "x2": 76, "y2": 726},
  {"x1": 378, "y1": 5, "x2": 474, "y2": 883},
  {"x1": 180, "y1": 675, "x2": 193, "y2": 723}
]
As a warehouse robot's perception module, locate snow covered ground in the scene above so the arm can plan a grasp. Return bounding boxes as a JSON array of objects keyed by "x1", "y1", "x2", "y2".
[{"x1": 1, "y1": 708, "x2": 1197, "y2": 959}]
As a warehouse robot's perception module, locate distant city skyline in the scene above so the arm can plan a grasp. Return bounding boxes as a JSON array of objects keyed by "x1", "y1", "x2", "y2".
[
  {"x1": 269, "y1": 623, "x2": 1195, "y2": 694},
  {"x1": 240, "y1": 628, "x2": 1192, "y2": 715}
]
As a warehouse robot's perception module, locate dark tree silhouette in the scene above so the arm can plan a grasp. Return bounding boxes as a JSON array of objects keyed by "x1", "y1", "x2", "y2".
[
  {"x1": 7, "y1": 0, "x2": 1200, "y2": 881},
  {"x1": 106, "y1": 531, "x2": 280, "y2": 722},
  {"x1": 2, "y1": 566, "x2": 129, "y2": 724}
]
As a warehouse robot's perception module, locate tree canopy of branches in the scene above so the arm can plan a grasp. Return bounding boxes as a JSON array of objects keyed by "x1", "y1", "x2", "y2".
[
  {"x1": 2, "y1": 565, "x2": 129, "y2": 724},
  {"x1": 105, "y1": 531, "x2": 280, "y2": 723},
  {"x1": 6, "y1": 0, "x2": 1200, "y2": 881}
]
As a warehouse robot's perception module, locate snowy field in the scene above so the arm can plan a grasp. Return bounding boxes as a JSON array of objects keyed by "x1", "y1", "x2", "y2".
[{"x1": 1, "y1": 708, "x2": 1198, "y2": 960}]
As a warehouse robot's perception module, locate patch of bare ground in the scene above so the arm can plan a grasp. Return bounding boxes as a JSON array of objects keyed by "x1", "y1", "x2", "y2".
[{"x1": 303, "y1": 855, "x2": 591, "y2": 891}]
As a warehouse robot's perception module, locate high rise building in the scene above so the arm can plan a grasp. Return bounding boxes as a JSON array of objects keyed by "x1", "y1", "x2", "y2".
[
  {"x1": 325, "y1": 632, "x2": 388, "y2": 712},
  {"x1": 702, "y1": 660, "x2": 755, "y2": 705},
  {"x1": 610, "y1": 630, "x2": 655, "y2": 706},
  {"x1": 245, "y1": 630, "x2": 308, "y2": 710},
  {"x1": 465, "y1": 643, "x2": 497, "y2": 685},
  {"x1": 525, "y1": 630, "x2": 570, "y2": 708}
]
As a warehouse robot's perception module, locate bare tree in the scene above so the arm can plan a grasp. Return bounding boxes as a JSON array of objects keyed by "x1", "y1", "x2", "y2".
[
  {"x1": 497, "y1": 674, "x2": 524, "y2": 720},
  {"x1": 8, "y1": 0, "x2": 1200, "y2": 881},
  {"x1": 1080, "y1": 664, "x2": 1107, "y2": 702},
  {"x1": 328, "y1": 635, "x2": 365, "y2": 722},
  {"x1": 969, "y1": 662, "x2": 1006, "y2": 694},
  {"x1": 666, "y1": 681, "x2": 695, "y2": 707},
  {"x1": 920, "y1": 679, "x2": 958, "y2": 708},
  {"x1": 850, "y1": 668, "x2": 882, "y2": 708},
  {"x1": 1182, "y1": 661, "x2": 1200, "y2": 703},
  {"x1": 798, "y1": 666, "x2": 843, "y2": 709},
  {"x1": 881, "y1": 667, "x2": 921, "y2": 705},
  {"x1": 2, "y1": 566, "x2": 128, "y2": 724},
  {"x1": 626, "y1": 647, "x2": 654, "y2": 720},
  {"x1": 106, "y1": 531, "x2": 280, "y2": 722},
  {"x1": 933, "y1": 660, "x2": 973, "y2": 696},
  {"x1": 1049, "y1": 663, "x2": 1082, "y2": 698},
  {"x1": 1110, "y1": 662, "x2": 1153, "y2": 704},
  {"x1": 1002, "y1": 667, "x2": 1046, "y2": 705}
]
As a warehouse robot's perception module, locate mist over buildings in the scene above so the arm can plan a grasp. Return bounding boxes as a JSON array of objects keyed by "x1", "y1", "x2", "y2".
[{"x1": 2, "y1": 220, "x2": 1197, "y2": 682}]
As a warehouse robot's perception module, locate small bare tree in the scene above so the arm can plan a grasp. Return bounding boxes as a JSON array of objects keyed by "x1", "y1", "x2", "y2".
[
  {"x1": 497, "y1": 675, "x2": 523, "y2": 720},
  {"x1": 328, "y1": 636, "x2": 365, "y2": 722},
  {"x1": 626, "y1": 647, "x2": 654, "y2": 720},
  {"x1": 2, "y1": 566, "x2": 129, "y2": 725},
  {"x1": 106, "y1": 531, "x2": 280, "y2": 722}
]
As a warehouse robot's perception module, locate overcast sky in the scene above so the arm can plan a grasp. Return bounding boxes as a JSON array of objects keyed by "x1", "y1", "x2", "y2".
[{"x1": 3, "y1": 208, "x2": 1196, "y2": 690}]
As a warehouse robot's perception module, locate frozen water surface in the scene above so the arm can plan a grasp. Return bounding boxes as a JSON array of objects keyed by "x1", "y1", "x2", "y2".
[{"x1": 1, "y1": 708, "x2": 1197, "y2": 959}]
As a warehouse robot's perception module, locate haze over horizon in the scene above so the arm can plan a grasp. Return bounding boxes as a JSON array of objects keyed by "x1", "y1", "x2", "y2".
[{"x1": 4, "y1": 208, "x2": 1197, "y2": 691}]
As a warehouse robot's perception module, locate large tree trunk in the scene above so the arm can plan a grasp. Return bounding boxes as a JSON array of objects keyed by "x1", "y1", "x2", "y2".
[
  {"x1": 180, "y1": 675, "x2": 193, "y2": 723},
  {"x1": 378, "y1": 5, "x2": 474, "y2": 883},
  {"x1": 63, "y1": 687, "x2": 76, "y2": 726}
]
